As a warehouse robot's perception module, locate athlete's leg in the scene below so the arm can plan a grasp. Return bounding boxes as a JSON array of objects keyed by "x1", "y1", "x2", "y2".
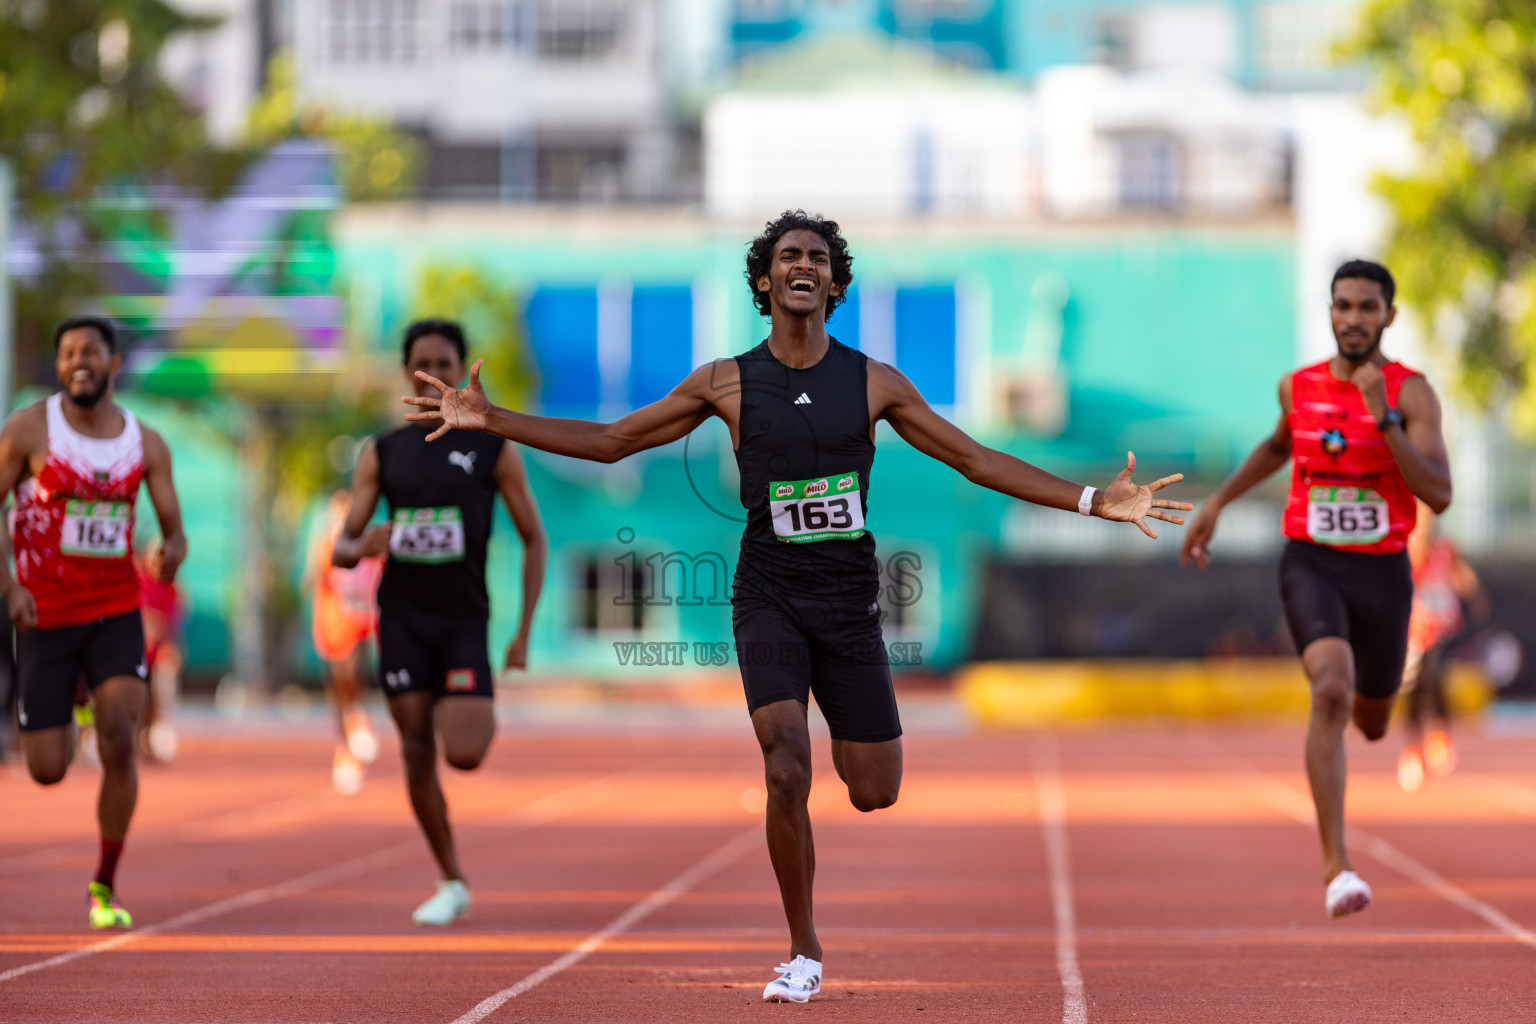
[
  {"x1": 21, "y1": 724, "x2": 73, "y2": 784},
  {"x1": 752, "y1": 698, "x2": 820, "y2": 962},
  {"x1": 388, "y1": 689, "x2": 464, "y2": 882},
  {"x1": 436, "y1": 695, "x2": 494, "y2": 771},
  {"x1": 92, "y1": 676, "x2": 147, "y2": 845},
  {"x1": 1301, "y1": 638, "x2": 1357, "y2": 880},
  {"x1": 830, "y1": 737, "x2": 901, "y2": 812}
]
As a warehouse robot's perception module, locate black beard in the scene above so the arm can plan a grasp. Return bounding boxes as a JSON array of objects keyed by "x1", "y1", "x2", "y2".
[
  {"x1": 1337, "y1": 331, "x2": 1382, "y2": 364},
  {"x1": 66, "y1": 379, "x2": 109, "y2": 408}
]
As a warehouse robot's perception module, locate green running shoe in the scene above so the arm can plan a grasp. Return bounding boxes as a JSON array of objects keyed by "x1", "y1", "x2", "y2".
[
  {"x1": 73, "y1": 699, "x2": 95, "y2": 730},
  {"x1": 87, "y1": 882, "x2": 132, "y2": 929}
]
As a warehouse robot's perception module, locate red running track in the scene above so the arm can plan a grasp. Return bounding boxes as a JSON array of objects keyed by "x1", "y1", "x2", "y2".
[{"x1": 2, "y1": 722, "x2": 1534, "y2": 1022}]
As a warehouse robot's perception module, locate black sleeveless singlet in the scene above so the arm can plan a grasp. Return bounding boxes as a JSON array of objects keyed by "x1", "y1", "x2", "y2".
[
  {"x1": 375, "y1": 425, "x2": 505, "y2": 622},
  {"x1": 732, "y1": 338, "x2": 879, "y2": 603}
]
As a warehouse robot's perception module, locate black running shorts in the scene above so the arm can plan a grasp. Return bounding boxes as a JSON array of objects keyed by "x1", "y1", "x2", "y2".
[
  {"x1": 377, "y1": 610, "x2": 494, "y2": 700},
  {"x1": 16, "y1": 609, "x2": 147, "y2": 732},
  {"x1": 1279, "y1": 540, "x2": 1414, "y2": 700},
  {"x1": 732, "y1": 581, "x2": 902, "y2": 743}
]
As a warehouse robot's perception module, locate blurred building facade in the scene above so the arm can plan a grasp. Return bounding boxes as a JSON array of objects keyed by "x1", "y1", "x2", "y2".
[{"x1": 109, "y1": 0, "x2": 1529, "y2": 687}]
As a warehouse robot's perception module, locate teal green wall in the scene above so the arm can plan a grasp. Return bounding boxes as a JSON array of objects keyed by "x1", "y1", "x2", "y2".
[{"x1": 329, "y1": 218, "x2": 1295, "y2": 677}]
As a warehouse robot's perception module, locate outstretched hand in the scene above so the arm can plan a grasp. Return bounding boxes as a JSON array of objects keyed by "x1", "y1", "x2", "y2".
[
  {"x1": 402, "y1": 359, "x2": 491, "y2": 441},
  {"x1": 1097, "y1": 452, "x2": 1192, "y2": 539}
]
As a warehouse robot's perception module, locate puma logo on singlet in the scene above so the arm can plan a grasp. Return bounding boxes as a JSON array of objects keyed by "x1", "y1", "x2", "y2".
[{"x1": 448, "y1": 451, "x2": 477, "y2": 475}]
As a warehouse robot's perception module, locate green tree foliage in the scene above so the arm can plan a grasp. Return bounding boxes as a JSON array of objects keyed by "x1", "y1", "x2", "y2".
[
  {"x1": 0, "y1": 0, "x2": 244, "y2": 364},
  {"x1": 246, "y1": 52, "x2": 420, "y2": 202},
  {"x1": 412, "y1": 263, "x2": 538, "y2": 412},
  {"x1": 1348, "y1": 2, "x2": 1536, "y2": 426}
]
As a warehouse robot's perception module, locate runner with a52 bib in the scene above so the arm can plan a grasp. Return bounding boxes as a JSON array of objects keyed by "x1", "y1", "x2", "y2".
[
  {"x1": 1182, "y1": 260, "x2": 1453, "y2": 919},
  {"x1": 332, "y1": 319, "x2": 547, "y2": 927}
]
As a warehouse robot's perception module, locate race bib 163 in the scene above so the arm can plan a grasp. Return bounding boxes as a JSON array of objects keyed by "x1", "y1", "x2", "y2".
[{"x1": 768, "y1": 473, "x2": 865, "y2": 543}]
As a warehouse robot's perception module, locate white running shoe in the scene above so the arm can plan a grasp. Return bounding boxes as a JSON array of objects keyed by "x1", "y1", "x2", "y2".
[
  {"x1": 146, "y1": 722, "x2": 179, "y2": 764},
  {"x1": 1326, "y1": 870, "x2": 1372, "y2": 918},
  {"x1": 344, "y1": 718, "x2": 379, "y2": 764},
  {"x1": 412, "y1": 880, "x2": 471, "y2": 926},
  {"x1": 332, "y1": 747, "x2": 363, "y2": 796},
  {"x1": 763, "y1": 955, "x2": 822, "y2": 1003}
]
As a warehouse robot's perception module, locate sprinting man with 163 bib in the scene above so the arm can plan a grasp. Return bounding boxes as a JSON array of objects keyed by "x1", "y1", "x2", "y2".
[
  {"x1": 404, "y1": 211, "x2": 1191, "y2": 1001},
  {"x1": 1181, "y1": 260, "x2": 1453, "y2": 918}
]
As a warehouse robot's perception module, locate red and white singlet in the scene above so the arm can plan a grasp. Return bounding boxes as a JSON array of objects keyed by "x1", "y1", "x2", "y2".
[
  {"x1": 12, "y1": 393, "x2": 146, "y2": 628},
  {"x1": 1281, "y1": 359, "x2": 1419, "y2": 555}
]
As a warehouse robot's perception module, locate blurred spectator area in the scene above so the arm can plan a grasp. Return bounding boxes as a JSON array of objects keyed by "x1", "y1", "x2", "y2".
[{"x1": 186, "y1": 0, "x2": 1369, "y2": 207}]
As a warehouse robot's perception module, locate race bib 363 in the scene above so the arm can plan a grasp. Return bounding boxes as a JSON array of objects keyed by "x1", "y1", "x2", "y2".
[{"x1": 1306, "y1": 486, "x2": 1389, "y2": 546}]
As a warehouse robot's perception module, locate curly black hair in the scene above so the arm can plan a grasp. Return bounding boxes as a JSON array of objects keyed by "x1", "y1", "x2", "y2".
[{"x1": 744, "y1": 210, "x2": 854, "y2": 320}]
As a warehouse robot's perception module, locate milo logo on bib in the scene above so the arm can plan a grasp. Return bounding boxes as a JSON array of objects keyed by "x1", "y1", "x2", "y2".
[
  {"x1": 768, "y1": 472, "x2": 865, "y2": 544},
  {"x1": 1306, "y1": 486, "x2": 1389, "y2": 546}
]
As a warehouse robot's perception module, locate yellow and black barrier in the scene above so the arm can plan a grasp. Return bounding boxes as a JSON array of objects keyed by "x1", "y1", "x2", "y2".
[{"x1": 955, "y1": 658, "x2": 1494, "y2": 727}]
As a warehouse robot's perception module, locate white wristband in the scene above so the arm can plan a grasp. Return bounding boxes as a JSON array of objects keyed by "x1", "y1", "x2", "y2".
[{"x1": 1078, "y1": 486, "x2": 1096, "y2": 517}]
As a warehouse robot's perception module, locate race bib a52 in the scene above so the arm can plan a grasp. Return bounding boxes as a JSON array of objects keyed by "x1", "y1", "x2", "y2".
[
  {"x1": 61, "y1": 500, "x2": 131, "y2": 558},
  {"x1": 1307, "y1": 486, "x2": 1389, "y2": 546},
  {"x1": 390, "y1": 506, "x2": 466, "y2": 563},
  {"x1": 768, "y1": 473, "x2": 865, "y2": 543}
]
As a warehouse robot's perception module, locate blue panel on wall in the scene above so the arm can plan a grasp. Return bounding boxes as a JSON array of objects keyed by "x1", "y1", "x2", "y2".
[
  {"x1": 827, "y1": 286, "x2": 860, "y2": 351},
  {"x1": 525, "y1": 286, "x2": 600, "y2": 410},
  {"x1": 630, "y1": 285, "x2": 695, "y2": 407},
  {"x1": 894, "y1": 285, "x2": 957, "y2": 406}
]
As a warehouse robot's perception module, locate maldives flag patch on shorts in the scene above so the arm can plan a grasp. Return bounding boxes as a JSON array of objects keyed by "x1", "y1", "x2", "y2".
[{"x1": 445, "y1": 668, "x2": 476, "y2": 693}]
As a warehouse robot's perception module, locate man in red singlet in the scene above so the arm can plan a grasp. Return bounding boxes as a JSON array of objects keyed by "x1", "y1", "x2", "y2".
[
  {"x1": 1181, "y1": 260, "x2": 1452, "y2": 918},
  {"x1": 1398, "y1": 502, "x2": 1485, "y2": 791},
  {"x1": 307, "y1": 489, "x2": 383, "y2": 794},
  {"x1": 0, "y1": 316, "x2": 188, "y2": 929},
  {"x1": 137, "y1": 538, "x2": 185, "y2": 764}
]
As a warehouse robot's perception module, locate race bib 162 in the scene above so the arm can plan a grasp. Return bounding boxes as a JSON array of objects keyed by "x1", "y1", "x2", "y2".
[
  {"x1": 768, "y1": 473, "x2": 865, "y2": 543},
  {"x1": 61, "y1": 500, "x2": 131, "y2": 558}
]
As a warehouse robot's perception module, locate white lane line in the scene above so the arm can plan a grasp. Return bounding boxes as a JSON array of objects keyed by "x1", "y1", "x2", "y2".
[
  {"x1": 1031, "y1": 735, "x2": 1088, "y2": 1024},
  {"x1": 447, "y1": 825, "x2": 761, "y2": 1024},
  {"x1": 0, "y1": 773, "x2": 634, "y2": 985},
  {"x1": 0, "y1": 787, "x2": 339, "y2": 875},
  {"x1": 1224, "y1": 756, "x2": 1536, "y2": 951},
  {"x1": 0, "y1": 841, "x2": 419, "y2": 984}
]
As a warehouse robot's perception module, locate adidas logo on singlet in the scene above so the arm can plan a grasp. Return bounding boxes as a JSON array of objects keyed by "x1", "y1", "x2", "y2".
[{"x1": 794, "y1": 393, "x2": 812, "y2": 405}]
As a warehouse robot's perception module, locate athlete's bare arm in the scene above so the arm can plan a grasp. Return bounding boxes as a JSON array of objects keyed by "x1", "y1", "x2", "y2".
[
  {"x1": 404, "y1": 359, "x2": 738, "y2": 460},
  {"x1": 332, "y1": 440, "x2": 391, "y2": 569},
  {"x1": 140, "y1": 428, "x2": 187, "y2": 582},
  {"x1": 867, "y1": 360, "x2": 1190, "y2": 538},
  {"x1": 494, "y1": 441, "x2": 547, "y2": 671},
  {"x1": 1352, "y1": 367, "x2": 1452, "y2": 513},
  {"x1": 0, "y1": 407, "x2": 46, "y2": 629},
  {"x1": 1180, "y1": 376, "x2": 1294, "y2": 569}
]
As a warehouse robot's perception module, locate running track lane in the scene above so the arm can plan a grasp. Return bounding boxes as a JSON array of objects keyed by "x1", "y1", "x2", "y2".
[{"x1": 3, "y1": 727, "x2": 1535, "y2": 1021}]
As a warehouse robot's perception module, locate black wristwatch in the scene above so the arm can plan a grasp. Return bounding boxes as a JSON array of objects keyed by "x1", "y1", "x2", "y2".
[{"x1": 1376, "y1": 407, "x2": 1405, "y2": 432}]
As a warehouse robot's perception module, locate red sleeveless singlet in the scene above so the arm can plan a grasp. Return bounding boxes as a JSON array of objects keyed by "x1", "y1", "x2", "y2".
[{"x1": 1281, "y1": 359, "x2": 1419, "y2": 556}]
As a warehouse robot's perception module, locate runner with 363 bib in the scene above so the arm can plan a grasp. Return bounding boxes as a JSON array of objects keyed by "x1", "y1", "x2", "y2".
[
  {"x1": 403, "y1": 211, "x2": 1191, "y2": 1001},
  {"x1": 333, "y1": 320, "x2": 547, "y2": 926},
  {"x1": 1181, "y1": 260, "x2": 1453, "y2": 918},
  {"x1": 0, "y1": 316, "x2": 187, "y2": 929}
]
